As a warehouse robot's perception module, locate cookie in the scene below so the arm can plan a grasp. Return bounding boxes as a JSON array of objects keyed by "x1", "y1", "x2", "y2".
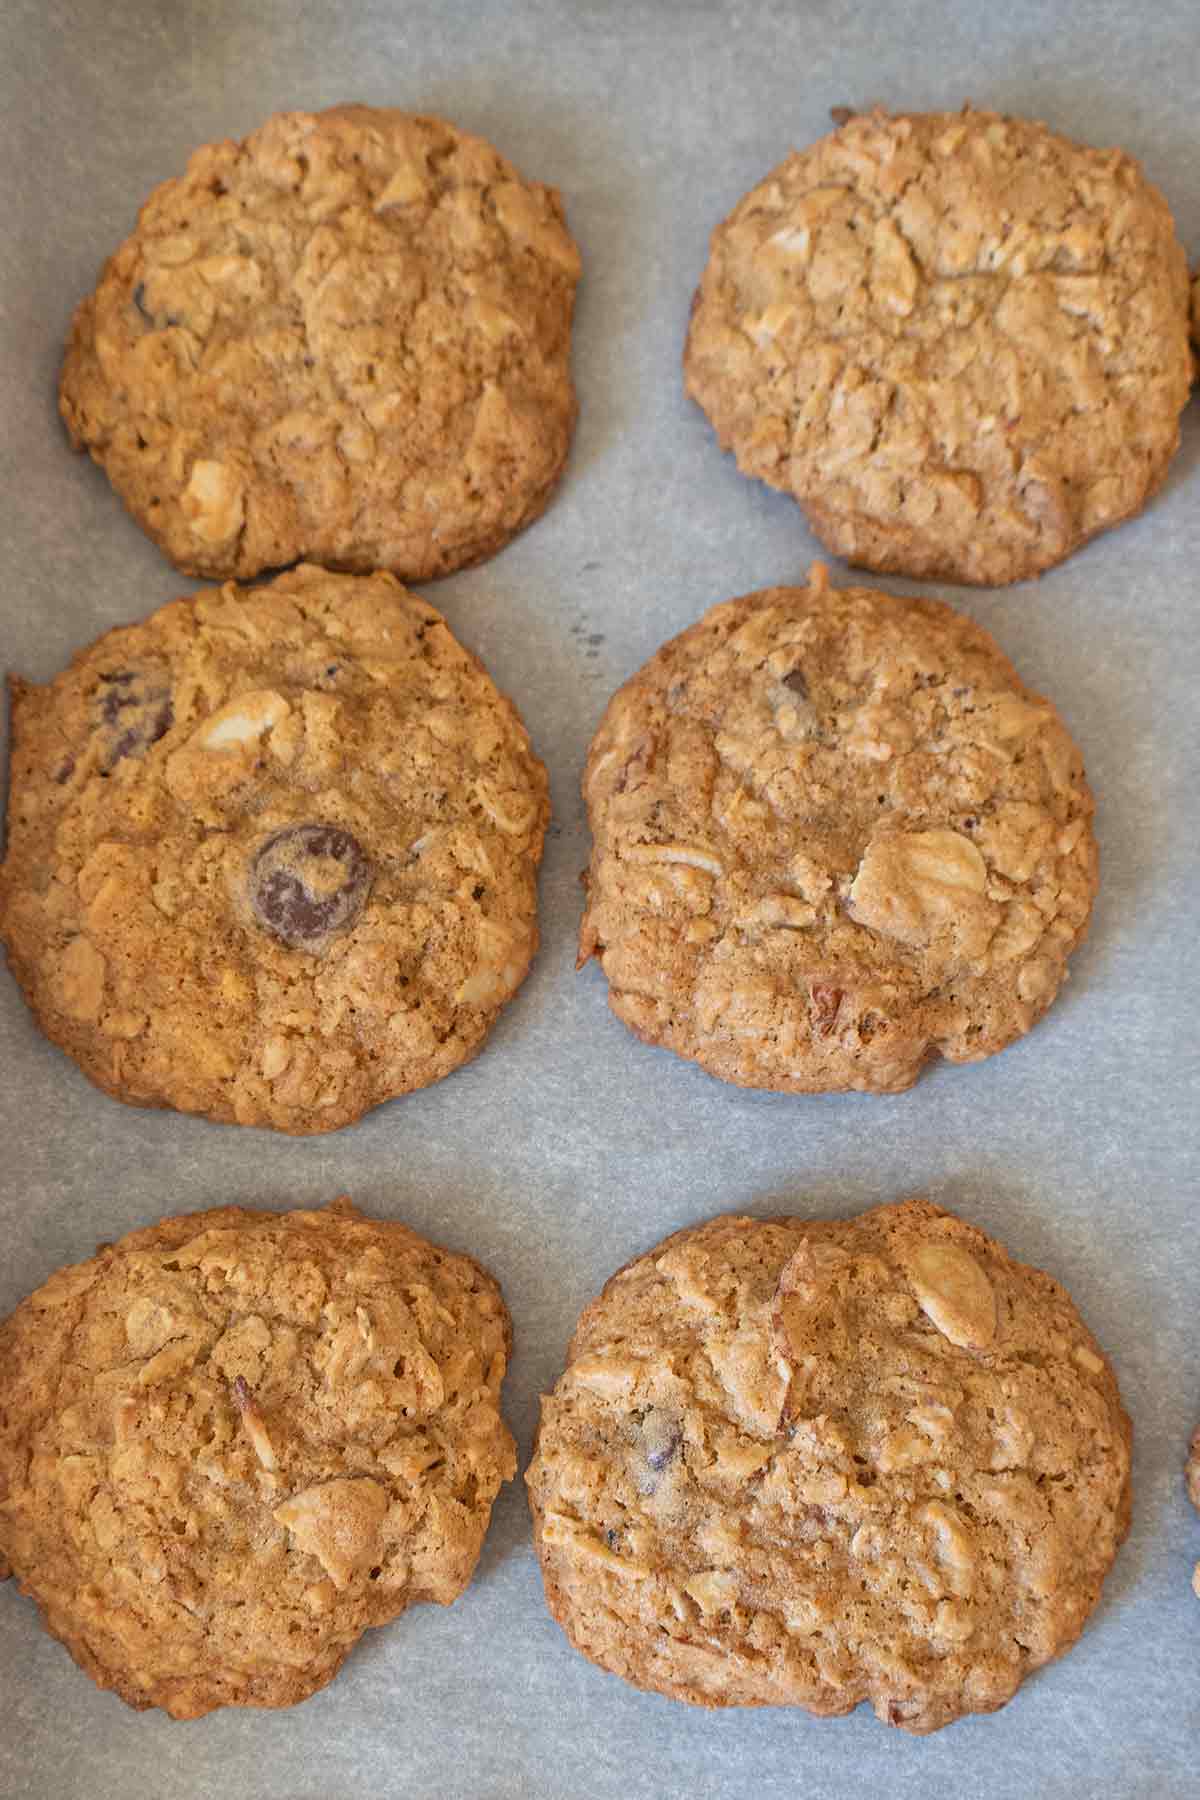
[
  {"x1": 0, "y1": 565, "x2": 548, "y2": 1132},
  {"x1": 59, "y1": 105, "x2": 581, "y2": 582},
  {"x1": 578, "y1": 564, "x2": 1097, "y2": 1093},
  {"x1": 526, "y1": 1198, "x2": 1131, "y2": 1732},
  {"x1": 0, "y1": 1197, "x2": 516, "y2": 1717},
  {"x1": 684, "y1": 106, "x2": 1191, "y2": 586}
]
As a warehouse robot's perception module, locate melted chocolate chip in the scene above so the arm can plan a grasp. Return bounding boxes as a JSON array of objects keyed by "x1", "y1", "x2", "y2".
[
  {"x1": 54, "y1": 755, "x2": 76, "y2": 785},
  {"x1": 782, "y1": 667, "x2": 809, "y2": 699},
  {"x1": 248, "y1": 823, "x2": 372, "y2": 952},
  {"x1": 94, "y1": 670, "x2": 174, "y2": 772},
  {"x1": 99, "y1": 671, "x2": 136, "y2": 723}
]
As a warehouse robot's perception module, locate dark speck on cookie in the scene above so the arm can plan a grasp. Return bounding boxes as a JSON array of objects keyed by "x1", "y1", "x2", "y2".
[{"x1": 95, "y1": 669, "x2": 173, "y2": 771}]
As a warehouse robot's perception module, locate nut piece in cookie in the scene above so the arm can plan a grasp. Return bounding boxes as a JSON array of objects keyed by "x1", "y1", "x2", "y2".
[
  {"x1": 526, "y1": 1198, "x2": 1131, "y2": 1732},
  {"x1": 0, "y1": 564, "x2": 549, "y2": 1133},
  {"x1": 684, "y1": 106, "x2": 1192, "y2": 586},
  {"x1": 579, "y1": 564, "x2": 1097, "y2": 1094},
  {"x1": 59, "y1": 105, "x2": 581, "y2": 583},
  {"x1": 0, "y1": 1198, "x2": 516, "y2": 1717}
]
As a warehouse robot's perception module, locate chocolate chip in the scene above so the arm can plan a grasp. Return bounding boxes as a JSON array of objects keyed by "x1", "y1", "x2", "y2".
[
  {"x1": 94, "y1": 670, "x2": 173, "y2": 772},
  {"x1": 782, "y1": 668, "x2": 809, "y2": 699},
  {"x1": 98, "y1": 671, "x2": 136, "y2": 723},
  {"x1": 107, "y1": 729, "x2": 140, "y2": 765},
  {"x1": 830, "y1": 105, "x2": 856, "y2": 126},
  {"x1": 248, "y1": 823, "x2": 372, "y2": 952},
  {"x1": 54, "y1": 755, "x2": 76, "y2": 785}
]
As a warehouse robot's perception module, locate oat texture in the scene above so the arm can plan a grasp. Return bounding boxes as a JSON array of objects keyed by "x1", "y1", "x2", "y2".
[
  {"x1": 0, "y1": 1199, "x2": 516, "y2": 1717},
  {"x1": 684, "y1": 107, "x2": 1191, "y2": 586},
  {"x1": 578, "y1": 565, "x2": 1097, "y2": 1093},
  {"x1": 0, "y1": 565, "x2": 549, "y2": 1132},
  {"x1": 59, "y1": 106, "x2": 581, "y2": 582},
  {"x1": 527, "y1": 1199, "x2": 1131, "y2": 1732}
]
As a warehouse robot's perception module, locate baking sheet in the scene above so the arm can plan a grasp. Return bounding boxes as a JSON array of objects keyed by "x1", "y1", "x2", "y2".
[{"x1": 2, "y1": 1, "x2": 1198, "y2": 1794}]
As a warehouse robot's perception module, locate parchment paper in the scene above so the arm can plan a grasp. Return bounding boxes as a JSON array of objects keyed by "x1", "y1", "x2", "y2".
[{"x1": 2, "y1": 3, "x2": 1198, "y2": 1795}]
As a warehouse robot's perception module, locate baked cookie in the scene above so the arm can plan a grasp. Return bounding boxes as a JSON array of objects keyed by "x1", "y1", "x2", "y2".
[
  {"x1": 526, "y1": 1198, "x2": 1131, "y2": 1732},
  {"x1": 578, "y1": 564, "x2": 1097, "y2": 1093},
  {"x1": 684, "y1": 106, "x2": 1191, "y2": 586},
  {"x1": 59, "y1": 105, "x2": 581, "y2": 582},
  {"x1": 0, "y1": 1198, "x2": 515, "y2": 1717},
  {"x1": 0, "y1": 565, "x2": 548, "y2": 1132}
]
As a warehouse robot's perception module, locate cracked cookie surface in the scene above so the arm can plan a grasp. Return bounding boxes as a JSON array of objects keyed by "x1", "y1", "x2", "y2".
[
  {"x1": 0, "y1": 1198, "x2": 515, "y2": 1717},
  {"x1": 578, "y1": 565, "x2": 1097, "y2": 1093},
  {"x1": 684, "y1": 106, "x2": 1191, "y2": 586},
  {"x1": 526, "y1": 1199, "x2": 1130, "y2": 1732},
  {"x1": 59, "y1": 105, "x2": 581, "y2": 582},
  {"x1": 0, "y1": 565, "x2": 548, "y2": 1132}
]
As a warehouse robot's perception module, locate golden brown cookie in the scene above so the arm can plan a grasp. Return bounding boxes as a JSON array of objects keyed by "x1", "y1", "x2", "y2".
[
  {"x1": 0, "y1": 1198, "x2": 516, "y2": 1717},
  {"x1": 579, "y1": 565, "x2": 1097, "y2": 1093},
  {"x1": 684, "y1": 106, "x2": 1191, "y2": 586},
  {"x1": 0, "y1": 565, "x2": 548, "y2": 1132},
  {"x1": 526, "y1": 1199, "x2": 1131, "y2": 1732},
  {"x1": 59, "y1": 105, "x2": 581, "y2": 582}
]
